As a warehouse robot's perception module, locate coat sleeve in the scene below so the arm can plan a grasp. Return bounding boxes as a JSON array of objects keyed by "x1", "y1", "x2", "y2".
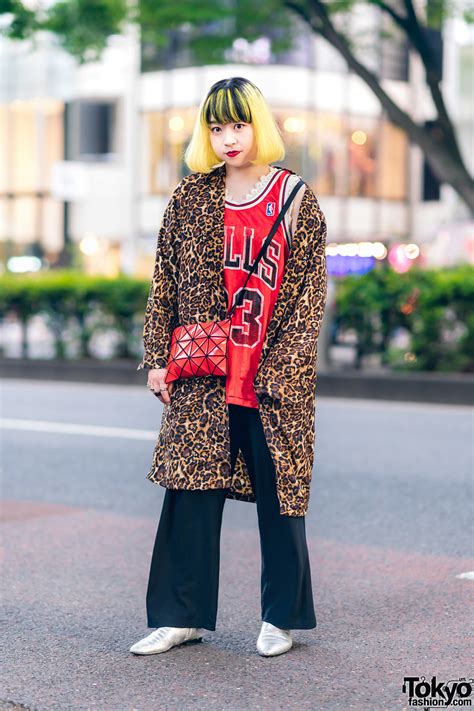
[
  {"x1": 136, "y1": 185, "x2": 182, "y2": 371},
  {"x1": 256, "y1": 191, "x2": 328, "y2": 402}
]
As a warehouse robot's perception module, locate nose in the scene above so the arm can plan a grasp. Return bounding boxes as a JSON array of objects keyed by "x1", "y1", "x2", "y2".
[{"x1": 223, "y1": 128, "x2": 236, "y2": 146}]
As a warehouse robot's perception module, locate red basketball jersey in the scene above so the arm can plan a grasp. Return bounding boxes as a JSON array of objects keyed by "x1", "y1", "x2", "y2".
[{"x1": 223, "y1": 167, "x2": 296, "y2": 408}]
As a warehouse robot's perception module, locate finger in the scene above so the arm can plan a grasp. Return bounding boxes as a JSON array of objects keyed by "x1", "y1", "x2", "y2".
[
  {"x1": 155, "y1": 390, "x2": 170, "y2": 405},
  {"x1": 159, "y1": 383, "x2": 171, "y2": 402}
]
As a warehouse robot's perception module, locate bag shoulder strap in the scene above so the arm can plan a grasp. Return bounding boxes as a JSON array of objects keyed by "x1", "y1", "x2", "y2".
[{"x1": 228, "y1": 177, "x2": 305, "y2": 317}]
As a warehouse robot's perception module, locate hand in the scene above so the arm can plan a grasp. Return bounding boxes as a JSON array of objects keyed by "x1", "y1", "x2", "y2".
[{"x1": 147, "y1": 368, "x2": 174, "y2": 405}]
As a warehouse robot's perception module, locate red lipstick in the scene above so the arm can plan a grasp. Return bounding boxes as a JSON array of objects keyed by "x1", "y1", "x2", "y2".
[{"x1": 226, "y1": 151, "x2": 241, "y2": 157}]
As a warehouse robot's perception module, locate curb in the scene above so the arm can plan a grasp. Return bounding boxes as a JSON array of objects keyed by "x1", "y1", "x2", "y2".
[
  {"x1": 1, "y1": 357, "x2": 473, "y2": 406},
  {"x1": 315, "y1": 369, "x2": 474, "y2": 406}
]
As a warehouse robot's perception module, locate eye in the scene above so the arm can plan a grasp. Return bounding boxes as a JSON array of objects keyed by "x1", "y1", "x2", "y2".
[
  {"x1": 235, "y1": 123, "x2": 245, "y2": 129},
  {"x1": 210, "y1": 126, "x2": 221, "y2": 133}
]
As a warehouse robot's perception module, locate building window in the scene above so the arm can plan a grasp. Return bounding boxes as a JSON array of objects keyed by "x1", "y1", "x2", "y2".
[
  {"x1": 380, "y1": 33, "x2": 409, "y2": 81},
  {"x1": 312, "y1": 113, "x2": 347, "y2": 197},
  {"x1": 274, "y1": 110, "x2": 309, "y2": 179},
  {"x1": 144, "y1": 108, "x2": 196, "y2": 195},
  {"x1": 422, "y1": 160, "x2": 441, "y2": 201},
  {"x1": 66, "y1": 99, "x2": 117, "y2": 161},
  {"x1": 379, "y1": 6, "x2": 409, "y2": 81},
  {"x1": 0, "y1": 99, "x2": 64, "y2": 258},
  {"x1": 378, "y1": 119, "x2": 408, "y2": 199},
  {"x1": 422, "y1": 120, "x2": 441, "y2": 201},
  {"x1": 79, "y1": 101, "x2": 115, "y2": 156},
  {"x1": 348, "y1": 116, "x2": 377, "y2": 198},
  {"x1": 144, "y1": 107, "x2": 407, "y2": 203}
]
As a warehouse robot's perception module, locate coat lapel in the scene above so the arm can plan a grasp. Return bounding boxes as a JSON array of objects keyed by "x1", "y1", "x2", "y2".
[
  {"x1": 206, "y1": 164, "x2": 313, "y2": 374},
  {"x1": 205, "y1": 165, "x2": 229, "y2": 319}
]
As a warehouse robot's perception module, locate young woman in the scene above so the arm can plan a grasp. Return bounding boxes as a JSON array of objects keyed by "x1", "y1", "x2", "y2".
[{"x1": 131, "y1": 77, "x2": 328, "y2": 657}]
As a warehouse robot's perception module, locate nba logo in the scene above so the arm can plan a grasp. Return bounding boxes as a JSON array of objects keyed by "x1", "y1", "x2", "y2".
[{"x1": 266, "y1": 202, "x2": 275, "y2": 216}]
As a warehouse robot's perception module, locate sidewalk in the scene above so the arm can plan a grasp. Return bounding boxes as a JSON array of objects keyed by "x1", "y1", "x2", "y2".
[{"x1": 2, "y1": 357, "x2": 473, "y2": 405}]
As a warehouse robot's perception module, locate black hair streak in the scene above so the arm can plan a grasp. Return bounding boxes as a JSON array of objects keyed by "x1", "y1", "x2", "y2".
[{"x1": 204, "y1": 77, "x2": 254, "y2": 125}]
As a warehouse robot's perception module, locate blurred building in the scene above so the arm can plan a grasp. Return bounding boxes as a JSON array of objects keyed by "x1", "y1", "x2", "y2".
[{"x1": 0, "y1": 9, "x2": 472, "y2": 277}]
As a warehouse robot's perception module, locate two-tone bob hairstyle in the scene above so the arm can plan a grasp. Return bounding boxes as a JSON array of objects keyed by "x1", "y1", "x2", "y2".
[{"x1": 184, "y1": 77, "x2": 285, "y2": 174}]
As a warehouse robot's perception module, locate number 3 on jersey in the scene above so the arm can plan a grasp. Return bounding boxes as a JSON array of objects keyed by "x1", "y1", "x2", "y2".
[{"x1": 229, "y1": 287, "x2": 264, "y2": 348}]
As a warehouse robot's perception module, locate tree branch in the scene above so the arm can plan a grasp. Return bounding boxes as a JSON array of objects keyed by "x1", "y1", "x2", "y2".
[
  {"x1": 282, "y1": 0, "x2": 474, "y2": 210},
  {"x1": 400, "y1": 0, "x2": 464, "y2": 163},
  {"x1": 303, "y1": 0, "x2": 427, "y2": 138},
  {"x1": 369, "y1": 0, "x2": 409, "y2": 32}
]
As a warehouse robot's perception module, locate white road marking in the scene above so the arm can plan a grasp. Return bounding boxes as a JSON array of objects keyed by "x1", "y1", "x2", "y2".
[
  {"x1": 0, "y1": 418, "x2": 157, "y2": 441},
  {"x1": 455, "y1": 571, "x2": 474, "y2": 580}
]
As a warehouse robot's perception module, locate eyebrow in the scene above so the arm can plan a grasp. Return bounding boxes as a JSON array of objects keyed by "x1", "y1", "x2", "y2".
[{"x1": 209, "y1": 120, "x2": 245, "y2": 126}]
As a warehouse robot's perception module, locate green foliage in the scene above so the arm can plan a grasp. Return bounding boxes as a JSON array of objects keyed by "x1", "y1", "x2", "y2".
[
  {"x1": 0, "y1": 0, "x2": 38, "y2": 40},
  {"x1": 137, "y1": 0, "x2": 297, "y2": 66},
  {"x1": 408, "y1": 264, "x2": 474, "y2": 371},
  {"x1": 42, "y1": 0, "x2": 128, "y2": 63},
  {"x1": 1, "y1": 0, "x2": 306, "y2": 63},
  {"x1": 0, "y1": 270, "x2": 149, "y2": 360},
  {"x1": 0, "y1": 272, "x2": 55, "y2": 357},
  {"x1": 1, "y1": 266, "x2": 472, "y2": 371},
  {"x1": 93, "y1": 274, "x2": 147, "y2": 357},
  {"x1": 2, "y1": 0, "x2": 471, "y2": 64},
  {"x1": 334, "y1": 263, "x2": 474, "y2": 372}
]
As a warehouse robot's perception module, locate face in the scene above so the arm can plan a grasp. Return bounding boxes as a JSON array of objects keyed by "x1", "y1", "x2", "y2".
[{"x1": 208, "y1": 120, "x2": 257, "y2": 167}]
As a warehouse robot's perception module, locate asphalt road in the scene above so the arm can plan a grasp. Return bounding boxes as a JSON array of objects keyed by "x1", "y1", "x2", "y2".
[{"x1": 1, "y1": 378, "x2": 473, "y2": 711}]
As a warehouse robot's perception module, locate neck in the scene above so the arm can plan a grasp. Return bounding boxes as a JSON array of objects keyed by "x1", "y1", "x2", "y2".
[{"x1": 224, "y1": 162, "x2": 271, "y2": 182}]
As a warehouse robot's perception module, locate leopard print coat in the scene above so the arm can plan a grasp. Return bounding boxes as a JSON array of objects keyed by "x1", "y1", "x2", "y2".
[{"x1": 137, "y1": 163, "x2": 328, "y2": 516}]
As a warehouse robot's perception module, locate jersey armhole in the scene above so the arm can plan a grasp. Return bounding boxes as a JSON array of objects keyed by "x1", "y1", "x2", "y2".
[{"x1": 283, "y1": 173, "x2": 305, "y2": 245}]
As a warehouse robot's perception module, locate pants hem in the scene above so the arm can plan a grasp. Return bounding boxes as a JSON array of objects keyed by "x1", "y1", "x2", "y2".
[
  {"x1": 262, "y1": 617, "x2": 317, "y2": 630},
  {"x1": 147, "y1": 618, "x2": 216, "y2": 632}
]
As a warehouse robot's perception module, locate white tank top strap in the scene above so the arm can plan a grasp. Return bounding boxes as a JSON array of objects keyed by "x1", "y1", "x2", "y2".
[{"x1": 282, "y1": 172, "x2": 305, "y2": 246}]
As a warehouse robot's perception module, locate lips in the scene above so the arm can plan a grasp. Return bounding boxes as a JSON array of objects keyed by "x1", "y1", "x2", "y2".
[{"x1": 226, "y1": 151, "x2": 241, "y2": 157}]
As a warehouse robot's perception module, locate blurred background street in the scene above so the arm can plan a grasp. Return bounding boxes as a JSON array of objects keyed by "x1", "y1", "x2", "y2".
[
  {"x1": 1, "y1": 379, "x2": 473, "y2": 709},
  {"x1": 0, "y1": 0, "x2": 473, "y2": 376}
]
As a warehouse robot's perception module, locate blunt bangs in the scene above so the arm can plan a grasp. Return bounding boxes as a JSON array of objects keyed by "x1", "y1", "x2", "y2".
[
  {"x1": 184, "y1": 77, "x2": 285, "y2": 174},
  {"x1": 203, "y1": 83, "x2": 253, "y2": 126}
]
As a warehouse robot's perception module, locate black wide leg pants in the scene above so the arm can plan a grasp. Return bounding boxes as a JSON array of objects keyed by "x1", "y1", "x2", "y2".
[{"x1": 146, "y1": 403, "x2": 317, "y2": 631}]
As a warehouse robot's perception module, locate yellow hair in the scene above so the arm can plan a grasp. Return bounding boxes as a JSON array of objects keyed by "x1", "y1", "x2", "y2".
[{"x1": 184, "y1": 77, "x2": 285, "y2": 174}]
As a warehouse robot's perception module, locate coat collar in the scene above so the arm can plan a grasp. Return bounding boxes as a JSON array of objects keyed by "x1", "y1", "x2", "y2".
[{"x1": 203, "y1": 163, "x2": 314, "y2": 372}]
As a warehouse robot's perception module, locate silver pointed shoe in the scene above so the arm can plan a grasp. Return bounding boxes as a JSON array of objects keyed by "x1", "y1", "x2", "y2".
[
  {"x1": 256, "y1": 621, "x2": 293, "y2": 657},
  {"x1": 130, "y1": 626, "x2": 204, "y2": 655}
]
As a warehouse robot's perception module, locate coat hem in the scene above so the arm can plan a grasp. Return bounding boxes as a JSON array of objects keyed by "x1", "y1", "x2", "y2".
[{"x1": 146, "y1": 472, "x2": 309, "y2": 516}]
